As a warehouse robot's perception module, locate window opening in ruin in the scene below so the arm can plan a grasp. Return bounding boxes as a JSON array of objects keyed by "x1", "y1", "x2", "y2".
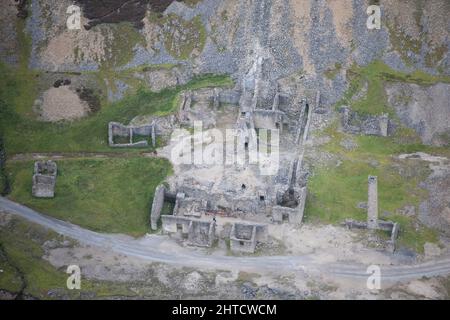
[
  {"x1": 239, "y1": 241, "x2": 245, "y2": 246},
  {"x1": 177, "y1": 224, "x2": 183, "y2": 232},
  {"x1": 282, "y1": 213, "x2": 289, "y2": 222},
  {"x1": 260, "y1": 196, "x2": 265, "y2": 201},
  {"x1": 276, "y1": 122, "x2": 280, "y2": 129},
  {"x1": 241, "y1": 184, "x2": 246, "y2": 190},
  {"x1": 245, "y1": 142, "x2": 249, "y2": 150}
]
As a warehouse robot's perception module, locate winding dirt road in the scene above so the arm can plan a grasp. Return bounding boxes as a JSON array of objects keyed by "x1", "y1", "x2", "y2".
[{"x1": 2, "y1": 197, "x2": 450, "y2": 283}]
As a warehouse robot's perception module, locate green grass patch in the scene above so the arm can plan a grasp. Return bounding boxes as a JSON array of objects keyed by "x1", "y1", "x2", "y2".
[
  {"x1": 7, "y1": 157, "x2": 172, "y2": 236},
  {"x1": 306, "y1": 123, "x2": 441, "y2": 253}
]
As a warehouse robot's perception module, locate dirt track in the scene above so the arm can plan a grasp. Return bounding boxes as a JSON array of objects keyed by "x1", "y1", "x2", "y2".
[{"x1": 2, "y1": 196, "x2": 450, "y2": 283}]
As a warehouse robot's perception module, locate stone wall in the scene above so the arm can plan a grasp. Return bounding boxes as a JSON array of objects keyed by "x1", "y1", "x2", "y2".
[
  {"x1": 340, "y1": 107, "x2": 390, "y2": 137},
  {"x1": 174, "y1": 194, "x2": 207, "y2": 218},
  {"x1": 150, "y1": 184, "x2": 165, "y2": 231},
  {"x1": 187, "y1": 220, "x2": 215, "y2": 247},
  {"x1": 32, "y1": 160, "x2": 57, "y2": 198},
  {"x1": 108, "y1": 122, "x2": 156, "y2": 148},
  {"x1": 230, "y1": 223, "x2": 256, "y2": 253},
  {"x1": 175, "y1": 185, "x2": 271, "y2": 216},
  {"x1": 161, "y1": 215, "x2": 191, "y2": 235},
  {"x1": 230, "y1": 222, "x2": 268, "y2": 253},
  {"x1": 367, "y1": 176, "x2": 378, "y2": 230},
  {"x1": 274, "y1": 186, "x2": 307, "y2": 225},
  {"x1": 253, "y1": 110, "x2": 287, "y2": 131},
  {"x1": 161, "y1": 215, "x2": 215, "y2": 247}
]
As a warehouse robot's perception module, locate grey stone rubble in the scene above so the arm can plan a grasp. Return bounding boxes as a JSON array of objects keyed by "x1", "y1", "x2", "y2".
[
  {"x1": 32, "y1": 160, "x2": 57, "y2": 198},
  {"x1": 344, "y1": 176, "x2": 399, "y2": 253}
]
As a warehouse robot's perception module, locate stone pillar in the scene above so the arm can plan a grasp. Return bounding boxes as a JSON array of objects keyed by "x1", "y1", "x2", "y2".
[
  {"x1": 367, "y1": 176, "x2": 378, "y2": 229},
  {"x1": 213, "y1": 88, "x2": 220, "y2": 109},
  {"x1": 150, "y1": 184, "x2": 165, "y2": 230},
  {"x1": 379, "y1": 114, "x2": 389, "y2": 137},
  {"x1": 272, "y1": 93, "x2": 280, "y2": 111},
  {"x1": 151, "y1": 125, "x2": 156, "y2": 147}
]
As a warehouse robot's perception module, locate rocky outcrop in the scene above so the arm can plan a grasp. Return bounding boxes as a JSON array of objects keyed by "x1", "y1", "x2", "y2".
[{"x1": 386, "y1": 82, "x2": 450, "y2": 146}]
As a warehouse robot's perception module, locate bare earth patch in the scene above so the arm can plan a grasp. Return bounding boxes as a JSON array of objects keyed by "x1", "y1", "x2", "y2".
[{"x1": 37, "y1": 86, "x2": 90, "y2": 122}]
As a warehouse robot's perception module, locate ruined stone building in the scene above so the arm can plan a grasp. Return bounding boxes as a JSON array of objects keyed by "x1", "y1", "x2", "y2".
[
  {"x1": 32, "y1": 160, "x2": 57, "y2": 198},
  {"x1": 149, "y1": 53, "x2": 318, "y2": 254}
]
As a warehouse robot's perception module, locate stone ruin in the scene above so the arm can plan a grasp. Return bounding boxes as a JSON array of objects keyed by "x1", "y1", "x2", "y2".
[
  {"x1": 150, "y1": 183, "x2": 272, "y2": 252},
  {"x1": 149, "y1": 85, "x2": 314, "y2": 253},
  {"x1": 151, "y1": 184, "x2": 216, "y2": 247},
  {"x1": 32, "y1": 160, "x2": 57, "y2": 198},
  {"x1": 340, "y1": 106, "x2": 391, "y2": 137},
  {"x1": 177, "y1": 88, "x2": 240, "y2": 129},
  {"x1": 161, "y1": 215, "x2": 216, "y2": 247},
  {"x1": 343, "y1": 176, "x2": 399, "y2": 252},
  {"x1": 108, "y1": 122, "x2": 156, "y2": 148},
  {"x1": 149, "y1": 53, "x2": 319, "y2": 254},
  {"x1": 230, "y1": 222, "x2": 268, "y2": 253}
]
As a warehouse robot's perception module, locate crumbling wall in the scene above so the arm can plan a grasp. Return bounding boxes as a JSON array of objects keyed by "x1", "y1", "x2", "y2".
[
  {"x1": 174, "y1": 194, "x2": 208, "y2": 218},
  {"x1": 161, "y1": 215, "x2": 191, "y2": 234},
  {"x1": 367, "y1": 176, "x2": 379, "y2": 230},
  {"x1": 150, "y1": 184, "x2": 165, "y2": 230},
  {"x1": 108, "y1": 122, "x2": 156, "y2": 148},
  {"x1": 340, "y1": 107, "x2": 390, "y2": 137},
  {"x1": 187, "y1": 220, "x2": 215, "y2": 247},
  {"x1": 230, "y1": 222, "x2": 268, "y2": 253},
  {"x1": 175, "y1": 185, "x2": 272, "y2": 216},
  {"x1": 32, "y1": 161, "x2": 57, "y2": 198},
  {"x1": 274, "y1": 185, "x2": 307, "y2": 225},
  {"x1": 161, "y1": 215, "x2": 215, "y2": 247},
  {"x1": 253, "y1": 110, "x2": 287, "y2": 131},
  {"x1": 230, "y1": 223, "x2": 256, "y2": 253}
]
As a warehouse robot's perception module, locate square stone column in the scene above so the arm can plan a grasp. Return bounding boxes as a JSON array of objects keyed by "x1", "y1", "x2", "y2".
[{"x1": 367, "y1": 176, "x2": 378, "y2": 229}]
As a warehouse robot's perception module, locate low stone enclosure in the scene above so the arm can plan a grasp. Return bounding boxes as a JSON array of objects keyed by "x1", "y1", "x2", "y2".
[
  {"x1": 108, "y1": 122, "x2": 156, "y2": 148},
  {"x1": 343, "y1": 176, "x2": 400, "y2": 252},
  {"x1": 340, "y1": 106, "x2": 391, "y2": 137},
  {"x1": 32, "y1": 160, "x2": 57, "y2": 198},
  {"x1": 177, "y1": 88, "x2": 241, "y2": 129}
]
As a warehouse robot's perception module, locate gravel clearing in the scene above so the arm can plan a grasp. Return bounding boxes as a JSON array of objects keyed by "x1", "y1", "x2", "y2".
[{"x1": 36, "y1": 86, "x2": 90, "y2": 122}]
